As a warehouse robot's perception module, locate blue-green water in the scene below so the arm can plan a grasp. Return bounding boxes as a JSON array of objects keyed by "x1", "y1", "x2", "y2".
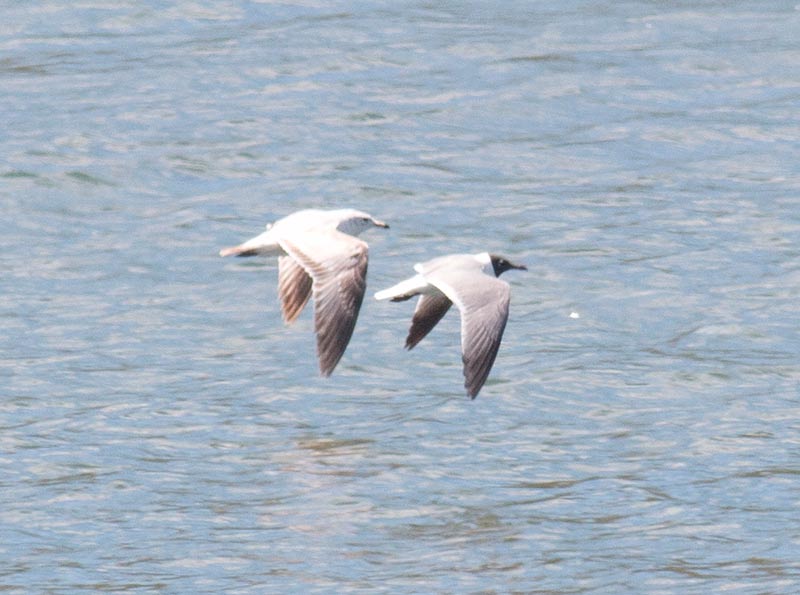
[{"x1": 2, "y1": 2, "x2": 799, "y2": 593}]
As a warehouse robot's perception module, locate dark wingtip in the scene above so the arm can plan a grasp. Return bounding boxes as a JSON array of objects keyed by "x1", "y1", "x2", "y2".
[
  {"x1": 318, "y1": 351, "x2": 339, "y2": 377},
  {"x1": 464, "y1": 378, "x2": 481, "y2": 399},
  {"x1": 405, "y1": 329, "x2": 423, "y2": 350}
]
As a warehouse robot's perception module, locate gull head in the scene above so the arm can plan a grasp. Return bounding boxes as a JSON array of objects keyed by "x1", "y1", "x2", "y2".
[
  {"x1": 489, "y1": 254, "x2": 527, "y2": 277},
  {"x1": 334, "y1": 209, "x2": 390, "y2": 236}
]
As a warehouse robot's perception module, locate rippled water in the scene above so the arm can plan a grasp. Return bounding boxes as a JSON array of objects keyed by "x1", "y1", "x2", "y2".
[{"x1": 2, "y1": 2, "x2": 800, "y2": 593}]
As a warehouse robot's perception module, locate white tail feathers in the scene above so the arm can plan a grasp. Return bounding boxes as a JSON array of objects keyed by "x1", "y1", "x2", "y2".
[
  {"x1": 374, "y1": 274, "x2": 429, "y2": 301},
  {"x1": 219, "y1": 229, "x2": 280, "y2": 258},
  {"x1": 220, "y1": 245, "x2": 250, "y2": 257}
]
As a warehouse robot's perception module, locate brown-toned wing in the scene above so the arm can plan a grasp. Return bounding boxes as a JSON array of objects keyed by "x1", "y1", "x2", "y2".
[
  {"x1": 280, "y1": 233, "x2": 369, "y2": 377},
  {"x1": 278, "y1": 255, "x2": 313, "y2": 324},
  {"x1": 405, "y1": 292, "x2": 452, "y2": 350}
]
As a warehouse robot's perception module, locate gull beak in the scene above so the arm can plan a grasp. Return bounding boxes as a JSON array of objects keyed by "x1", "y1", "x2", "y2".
[{"x1": 373, "y1": 219, "x2": 390, "y2": 229}]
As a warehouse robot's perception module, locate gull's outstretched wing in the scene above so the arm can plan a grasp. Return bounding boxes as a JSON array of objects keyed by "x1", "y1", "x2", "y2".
[
  {"x1": 405, "y1": 291, "x2": 452, "y2": 350},
  {"x1": 423, "y1": 257, "x2": 511, "y2": 398},
  {"x1": 280, "y1": 231, "x2": 369, "y2": 376}
]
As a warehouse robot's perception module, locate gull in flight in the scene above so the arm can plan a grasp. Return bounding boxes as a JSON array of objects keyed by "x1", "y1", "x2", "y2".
[
  {"x1": 375, "y1": 252, "x2": 526, "y2": 398},
  {"x1": 220, "y1": 208, "x2": 389, "y2": 376}
]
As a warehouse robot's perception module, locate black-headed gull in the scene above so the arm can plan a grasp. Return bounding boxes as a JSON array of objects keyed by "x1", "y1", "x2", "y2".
[
  {"x1": 375, "y1": 252, "x2": 525, "y2": 398},
  {"x1": 221, "y1": 208, "x2": 389, "y2": 376}
]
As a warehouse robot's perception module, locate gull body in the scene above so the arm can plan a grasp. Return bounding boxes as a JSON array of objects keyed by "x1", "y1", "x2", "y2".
[
  {"x1": 375, "y1": 252, "x2": 525, "y2": 398},
  {"x1": 220, "y1": 208, "x2": 388, "y2": 376}
]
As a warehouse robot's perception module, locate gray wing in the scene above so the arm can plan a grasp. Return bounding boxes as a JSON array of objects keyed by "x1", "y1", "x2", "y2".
[
  {"x1": 280, "y1": 232, "x2": 369, "y2": 377},
  {"x1": 278, "y1": 255, "x2": 313, "y2": 324},
  {"x1": 426, "y1": 267, "x2": 511, "y2": 399},
  {"x1": 405, "y1": 291, "x2": 452, "y2": 350},
  {"x1": 459, "y1": 282, "x2": 510, "y2": 398}
]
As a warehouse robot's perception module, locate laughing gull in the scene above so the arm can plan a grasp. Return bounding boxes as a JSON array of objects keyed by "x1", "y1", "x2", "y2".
[
  {"x1": 375, "y1": 252, "x2": 526, "y2": 398},
  {"x1": 220, "y1": 208, "x2": 389, "y2": 376}
]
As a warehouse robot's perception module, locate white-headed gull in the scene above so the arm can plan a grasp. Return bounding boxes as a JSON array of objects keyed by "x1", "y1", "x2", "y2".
[
  {"x1": 375, "y1": 252, "x2": 525, "y2": 398},
  {"x1": 220, "y1": 208, "x2": 389, "y2": 376}
]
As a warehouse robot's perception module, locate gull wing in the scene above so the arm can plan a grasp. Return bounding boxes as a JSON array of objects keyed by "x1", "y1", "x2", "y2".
[
  {"x1": 424, "y1": 261, "x2": 511, "y2": 398},
  {"x1": 280, "y1": 231, "x2": 369, "y2": 376},
  {"x1": 405, "y1": 291, "x2": 452, "y2": 350},
  {"x1": 277, "y1": 255, "x2": 313, "y2": 324}
]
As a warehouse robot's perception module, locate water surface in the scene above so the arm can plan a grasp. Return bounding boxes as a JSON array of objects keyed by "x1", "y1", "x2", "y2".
[{"x1": 2, "y1": 2, "x2": 799, "y2": 593}]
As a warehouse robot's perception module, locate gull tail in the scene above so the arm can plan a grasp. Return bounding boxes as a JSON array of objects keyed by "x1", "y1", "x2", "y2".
[
  {"x1": 219, "y1": 228, "x2": 280, "y2": 257},
  {"x1": 220, "y1": 245, "x2": 259, "y2": 257},
  {"x1": 374, "y1": 275, "x2": 428, "y2": 302}
]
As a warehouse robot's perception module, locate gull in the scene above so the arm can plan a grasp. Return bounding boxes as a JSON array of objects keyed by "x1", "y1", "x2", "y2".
[
  {"x1": 220, "y1": 208, "x2": 389, "y2": 376},
  {"x1": 375, "y1": 252, "x2": 526, "y2": 398}
]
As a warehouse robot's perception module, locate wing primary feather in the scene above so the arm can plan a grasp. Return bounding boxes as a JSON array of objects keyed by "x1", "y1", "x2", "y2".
[
  {"x1": 461, "y1": 298, "x2": 510, "y2": 398},
  {"x1": 424, "y1": 272, "x2": 510, "y2": 399},
  {"x1": 405, "y1": 292, "x2": 452, "y2": 350},
  {"x1": 281, "y1": 236, "x2": 369, "y2": 377},
  {"x1": 278, "y1": 256, "x2": 313, "y2": 324}
]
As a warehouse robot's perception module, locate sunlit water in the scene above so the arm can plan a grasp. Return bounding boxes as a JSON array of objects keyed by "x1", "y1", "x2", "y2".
[{"x1": 2, "y1": 2, "x2": 799, "y2": 593}]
